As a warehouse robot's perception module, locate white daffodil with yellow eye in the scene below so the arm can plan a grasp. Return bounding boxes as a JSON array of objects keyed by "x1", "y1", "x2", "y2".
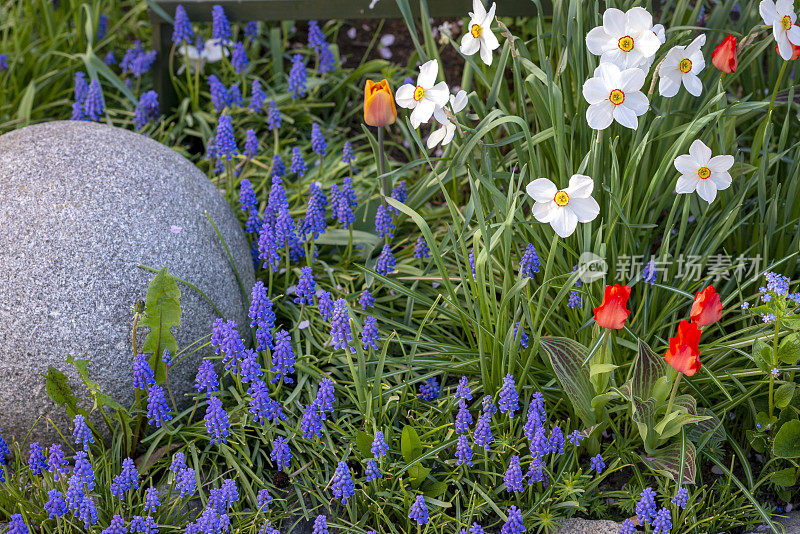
[
  {"x1": 673, "y1": 140, "x2": 734, "y2": 204},
  {"x1": 658, "y1": 34, "x2": 707, "y2": 98},
  {"x1": 395, "y1": 60, "x2": 450, "y2": 128},
  {"x1": 460, "y1": 0, "x2": 500, "y2": 65},
  {"x1": 582, "y1": 63, "x2": 649, "y2": 130},
  {"x1": 586, "y1": 7, "x2": 663, "y2": 69},
  {"x1": 525, "y1": 175, "x2": 600, "y2": 238},
  {"x1": 760, "y1": 0, "x2": 800, "y2": 60},
  {"x1": 427, "y1": 91, "x2": 469, "y2": 149}
]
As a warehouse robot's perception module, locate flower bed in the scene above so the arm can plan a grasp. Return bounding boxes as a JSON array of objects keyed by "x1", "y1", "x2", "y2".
[{"x1": 1, "y1": 0, "x2": 800, "y2": 533}]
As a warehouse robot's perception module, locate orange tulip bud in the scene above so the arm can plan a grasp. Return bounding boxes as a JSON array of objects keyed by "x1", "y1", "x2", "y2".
[
  {"x1": 593, "y1": 284, "x2": 631, "y2": 330},
  {"x1": 364, "y1": 79, "x2": 396, "y2": 127},
  {"x1": 690, "y1": 286, "x2": 723, "y2": 327},
  {"x1": 712, "y1": 34, "x2": 737, "y2": 73},
  {"x1": 665, "y1": 320, "x2": 702, "y2": 376}
]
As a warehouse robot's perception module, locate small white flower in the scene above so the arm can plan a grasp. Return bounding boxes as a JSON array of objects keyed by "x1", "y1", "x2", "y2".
[
  {"x1": 178, "y1": 38, "x2": 228, "y2": 74},
  {"x1": 760, "y1": 0, "x2": 800, "y2": 60},
  {"x1": 585, "y1": 7, "x2": 663, "y2": 69},
  {"x1": 640, "y1": 24, "x2": 667, "y2": 71},
  {"x1": 395, "y1": 60, "x2": 450, "y2": 128},
  {"x1": 460, "y1": 0, "x2": 500, "y2": 65},
  {"x1": 427, "y1": 91, "x2": 469, "y2": 149},
  {"x1": 658, "y1": 34, "x2": 707, "y2": 97},
  {"x1": 673, "y1": 139, "x2": 734, "y2": 204},
  {"x1": 582, "y1": 63, "x2": 649, "y2": 130},
  {"x1": 525, "y1": 175, "x2": 600, "y2": 238}
]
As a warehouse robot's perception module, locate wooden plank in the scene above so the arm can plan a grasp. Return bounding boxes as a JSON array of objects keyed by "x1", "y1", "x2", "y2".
[{"x1": 150, "y1": 0, "x2": 545, "y2": 23}]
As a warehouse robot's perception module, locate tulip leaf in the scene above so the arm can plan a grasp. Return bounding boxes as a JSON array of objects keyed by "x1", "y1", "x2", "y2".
[
  {"x1": 632, "y1": 339, "x2": 667, "y2": 401},
  {"x1": 540, "y1": 337, "x2": 596, "y2": 426},
  {"x1": 641, "y1": 440, "x2": 696, "y2": 484}
]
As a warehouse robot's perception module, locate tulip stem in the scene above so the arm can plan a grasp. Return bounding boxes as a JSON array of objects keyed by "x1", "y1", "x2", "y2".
[
  {"x1": 377, "y1": 126, "x2": 389, "y2": 201},
  {"x1": 666, "y1": 373, "x2": 682, "y2": 416}
]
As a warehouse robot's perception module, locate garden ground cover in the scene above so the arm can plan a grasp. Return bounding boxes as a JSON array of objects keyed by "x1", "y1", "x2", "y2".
[{"x1": 2, "y1": 0, "x2": 800, "y2": 533}]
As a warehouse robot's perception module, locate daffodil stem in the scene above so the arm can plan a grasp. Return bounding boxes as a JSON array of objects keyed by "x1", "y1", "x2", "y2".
[
  {"x1": 666, "y1": 373, "x2": 682, "y2": 416},
  {"x1": 377, "y1": 126, "x2": 389, "y2": 201},
  {"x1": 769, "y1": 61, "x2": 788, "y2": 115}
]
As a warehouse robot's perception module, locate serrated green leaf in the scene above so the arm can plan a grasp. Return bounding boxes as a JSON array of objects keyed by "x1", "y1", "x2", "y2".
[
  {"x1": 67, "y1": 355, "x2": 123, "y2": 411},
  {"x1": 44, "y1": 366, "x2": 77, "y2": 414},
  {"x1": 540, "y1": 337, "x2": 597, "y2": 426},
  {"x1": 774, "y1": 420, "x2": 800, "y2": 458},
  {"x1": 140, "y1": 267, "x2": 181, "y2": 384}
]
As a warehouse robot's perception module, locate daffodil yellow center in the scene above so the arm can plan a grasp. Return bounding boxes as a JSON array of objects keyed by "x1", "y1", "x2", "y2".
[
  {"x1": 609, "y1": 89, "x2": 625, "y2": 105},
  {"x1": 618, "y1": 36, "x2": 634, "y2": 52},
  {"x1": 554, "y1": 191, "x2": 570, "y2": 206},
  {"x1": 782, "y1": 15, "x2": 792, "y2": 30},
  {"x1": 679, "y1": 58, "x2": 692, "y2": 73},
  {"x1": 413, "y1": 86, "x2": 425, "y2": 101},
  {"x1": 698, "y1": 166, "x2": 711, "y2": 179},
  {"x1": 471, "y1": 23, "x2": 482, "y2": 38}
]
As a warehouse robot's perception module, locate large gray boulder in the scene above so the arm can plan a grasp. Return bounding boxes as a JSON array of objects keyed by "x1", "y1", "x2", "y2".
[{"x1": 0, "y1": 121, "x2": 254, "y2": 446}]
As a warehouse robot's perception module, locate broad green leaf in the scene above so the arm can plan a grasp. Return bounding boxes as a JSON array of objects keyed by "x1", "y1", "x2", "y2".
[
  {"x1": 423, "y1": 481, "x2": 448, "y2": 498},
  {"x1": 540, "y1": 337, "x2": 596, "y2": 426},
  {"x1": 16, "y1": 80, "x2": 36, "y2": 124},
  {"x1": 779, "y1": 333, "x2": 800, "y2": 365},
  {"x1": 589, "y1": 339, "x2": 612, "y2": 394},
  {"x1": 589, "y1": 363, "x2": 618, "y2": 378},
  {"x1": 772, "y1": 467, "x2": 797, "y2": 487},
  {"x1": 776, "y1": 383, "x2": 797, "y2": 409},
  {"x1": 401, "y1": 425, "x2": 422, "y2": 463},
  {"x1": 44, "y1": 366, "x2": 79, "y2": 418},
  {"x1": 408, "y1": 462, "x2": 430, "y2": 489},
  {"x1": 356, "y1": 431, "x2": 374, "y2": 458},
  {"x1": 641, "y1": 440, "x2": 696, "y2": 484},
  {"x1": 631, "y1": 396, "x2": 657, "y2": 451},
  {"x1": 140, "y1": 267, "x2": 181, "y2": 384},
  {"x1": 774, "y1": 420, "x2": 800, "y2": 458},
  {"x1": 687, "y1": 408, "x2": 726, "y2": 446},
  {"x1": 67, "y1": 355, "x2": 123, "y2": 411},
  {"x1": 632, "y1": 339, "x2": 667, "y2": 401},
  {"x1": 657, "y1": 413, "x2": 712, "y2": 442},
  {"x1": 752, "y1": 338, "x2": 773, "y2": 372}
]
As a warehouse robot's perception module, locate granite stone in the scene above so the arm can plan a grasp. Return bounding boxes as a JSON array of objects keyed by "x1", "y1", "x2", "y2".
[{"x1": 0, "y1": 121, "x2": 254, "y2": 446}]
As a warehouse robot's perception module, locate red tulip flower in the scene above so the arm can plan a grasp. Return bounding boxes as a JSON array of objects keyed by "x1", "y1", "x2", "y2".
[
  {"x1": 712, "y1": 34, "x2": 737, "y2": 73},
  {"x1": 690, "y1": 286, "x2": 723, "y2": 327},
  {"x1": 593, "y1": 284, "x2": 631, "y2": 330},
  {"x1": 665, "y1": 320, "x2": 702, "y2": 376}
]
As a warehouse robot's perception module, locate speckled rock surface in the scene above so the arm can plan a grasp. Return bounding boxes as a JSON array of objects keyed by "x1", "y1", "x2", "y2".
[
  {"x1": 555, "y1": 518, "x2": 624, "y2": 534},
  {"x1": 0, "y1": 121, "x2": 254, "y2": 445}
]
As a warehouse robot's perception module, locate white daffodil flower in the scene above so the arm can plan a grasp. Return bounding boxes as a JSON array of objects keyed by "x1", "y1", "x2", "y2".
[
  {"x1": 525, "y1": 175, "x2": 600, "y2": 238},
  {"x1": 641, "y1": 23, "x2": 668, "y2": 71},
  {"x1": 427, "y1": 90, "x2": 469, "y2": 149},
  {"x1": 395, "y1": 60, "x2": 450, "y2": 128},
  {"x1": 460, "y1": 0, "x2": 500, "y2": 65},
  {"x1": 673, "y1": 139, "x2": 734, "y2": 204},
  {"x1": 760, "y1": 0, "x2": 800, "y2": 60},
  {"x1": 658, "y1": 34, "x2": 707, "y2": 97},
  {"x1": 586, "y1": 7, "x2": 663, "y2": 69},
  {"x1": 582, "y1": 63, "x2": 649, "y2": 130},
  {"x1": 177, "y1": 38, "x2": 228, "y2": 74}
]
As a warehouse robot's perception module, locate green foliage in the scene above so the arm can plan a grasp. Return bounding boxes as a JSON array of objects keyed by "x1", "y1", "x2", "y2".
[{"x1": 139, "y1": 267, "x2": 181, "y2": 383}]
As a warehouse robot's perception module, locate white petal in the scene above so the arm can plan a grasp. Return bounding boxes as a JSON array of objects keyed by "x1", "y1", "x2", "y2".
[
  {"x1": 624, "y1": 91, "x2": 649, "y2": 115},
  {"x1": 432, "y1": 105, "x2": 448, "y2": 125},
  {"x1": 688, "y1": 139, "x2": 712, "y2": 165},
  {"x1": 550, "y1": 208, "x2": 579, "y2": 238},
  {"x1": 685, "y1": 34, "x2": 707, "y2": 56},
  {"x1": 442, "y1": 124, "x2": 457, "y2": 145},
  {"x1": 479, "y1": 40, "x2": 494, "y2": 65},
  {"x1": 586, "y1": 101, "x2": 615, "y2": 130},
  {"x1": 625, "y1": 7, "x2": 654, "y2": 31},
  {"x1": 483, "y1": 2, "x2": 497, "y2": 27},
  {"x1": 526, "y1": 178, "x2": 558, "y2": 203},
  {"x1": 583, "y1": 77, "x2": 610, "y2": 104},
  {"x1": 613, "y1": 104, "x2": 639, "y2": 129},
  {"x1": 776, "y1": 0, "x2": 794, "y2": 16},
  {"x1": 417, "y1": 60, "x2": 439, "y2": 89},
  {"x1": 619, "y1": 68, "x2": 646, "y2": 92},
  {"x1": 531, "y1": 200, "x2": 558, "y2": 223},
  {"x1": 676, "y1": 174, "x2": 700, "y2": 194},
  {"x1": 709, "y1": 171, "x2": 732, "y2": 191},
  {"x1": 595, "y1": 62, "x2": 622, "y2": 88},
  {"x1": 674, "y1": 154, "x2": 698, "y2": 175},
  {"x1": 690, "y1": 50, "x2": 706, "y2": 73},
  {"x1": 696, "y1": 179, "x2": 718, "y2": 203},
  {"x1": 652, "y1": 24, "x2": 666, "y2": 44},
  {"x1": 659, "y1": 72, "x2": 681, "y2": 97},
  {"x1": 450, "y1": 90, "x2": 468, "y2": 112},
  {"x1": 569, "y1": 196, "x2": 600, "y2": 223},
  {"x1": 472, "y1": 0, "x2": 487, "y2": 21},
  {"x1": 682, "y1": 74, "x2": 703, "y2": 97},
  {"x1": 461, "y1": 33, "x2": 480, "y2": 56},
  {"x1": 760, "y1": 0, "x2": 779, "y2": 24},
  {"x1": 603, "y1": 8, "x2": 626, "y2": 37},
  {"x1": 426, "y1": 82, "x2": 450, "y2": 106},
  {"x1": 395, "y1": 84, "x2": 417, "y2": 109},
  {"x1": 776, "y1": 31, "x2": 794, "y2": 60},
  {"x1": 708, "y1": 154, "x2": 734, "y2": 172},
  {"x1": 586, "y1": 27, "x2": 612, "y2": 55},
  {"x1": 788, "y1": 25, "x2": 800, "y2": 45},
  {"x1": 427, "y1": 125, "x2": 447, "y2": 149},
  {"x1": 410, "y1": 99, "x2": 435, "y2": 127},
  {"x1": 565, "y1": 174, "x2": 595, "y2": 198},
  {"x1": 634, "y1": 28, "x2": 662, "y2": 59},
  {"x1": 482, "y1": 27, "x2": 500, "y2": 51}
]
